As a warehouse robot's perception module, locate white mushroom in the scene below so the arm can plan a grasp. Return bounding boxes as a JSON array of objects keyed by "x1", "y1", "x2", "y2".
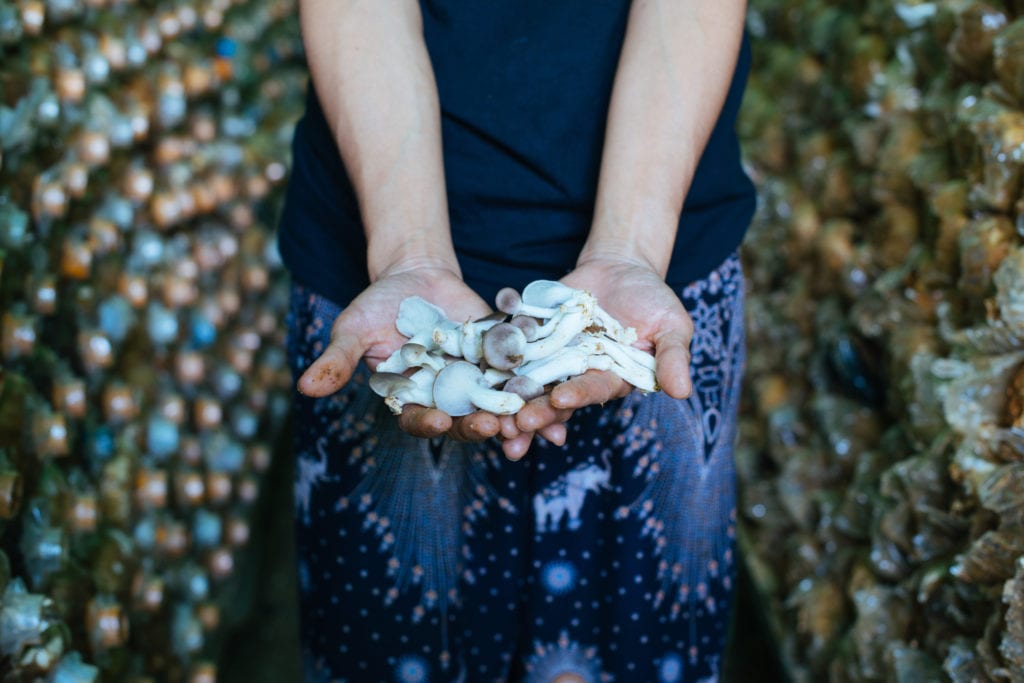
[
  {"x1": 394, "y1": 297, "x2": 501, "y2": 361},
  {"x1": 375, "y1": 283, "x2": 660, "y2": 419},
  {"x1": 568, "y1": 334, "x2": 655, "y2": 371},
  {"x1": 521, "y1": 281, "x2": 636, "y2": 344},
  {"x1": 402, "y1": 343, "x2": 447, "y2": 372},
  {"x1": 515, "y1": 348, "x2": 614, "y2": 387},
  {"x1": 482, "y1": 323, "x2": 528, "y2": 370},
  {"x1": 481, "y1": 367, "x2": 514, "y2": 387},
  {"x1": 520, "y1": 309, "x2": 589, "y2": 361},
  {"x1": 482, "y1": 311, "x2": 590, "y2": 368},
  {"x1": 369, "y1": 367, "x2": 437, "y2": 414},
  {"x1": 567, "y1": 334, "x2": 657, "y2": 391},
  {"x1": 509, "y1": 315, "x2": 540, "y2": 341},
  {"x1": 589, "y1": 304, "x2": 639, "y2": 345},
  {"x1": 377, "y1": 342, "x2": 448, "y2": 374},
  {"x1": 495, "y1": 287, "x2": 560, "y2": 319},
  {"x1": 520, "y1": 280, "x2": 577, "y2": 308},
  {"x1": 503, "y1": 375, "x2": 545, "y2": 401},
  {"x1": 432, "y1": 361, "x2": 525, "y2": 416},
  {"x1": 396, "y1": 297, "x2": 454, "y2": 347},
  {"x1": 456, "y1": 318, "x2": 501, "y2": 364}
]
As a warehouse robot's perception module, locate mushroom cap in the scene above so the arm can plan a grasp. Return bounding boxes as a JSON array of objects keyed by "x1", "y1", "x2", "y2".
[
  {"x1": 509, "y1": 315, "x2": 539, "y2": 341},
  {"x1": 432, "y1": 361, "x2": 484, "y2": 416},
  {"x1": 503, "y1": 375, "x2": 544, "y2": 401},
  {"x1": 396, "y1": 296, "x2": 448, "y2": 338},
  {"x1": 400, "y1": 342, "x2": 445, "y2": 371},
  {"x1": 495, "y1": 287, "x2": 523, "y2": 316},
  {"x1": 521, "y1": 280, "x2": 576, "y2": 308},
  {"x1": 482, "y1": 323, "x2": 527, "y2": 370},
  {"x1": 369, "y1": 372, "x2": 416, "y2": 398},
  {"x1": 474, "y1": 311, "x2": 508, "y2": 323}
]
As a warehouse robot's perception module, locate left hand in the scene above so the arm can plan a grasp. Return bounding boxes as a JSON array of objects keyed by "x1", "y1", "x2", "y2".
[{"x1": 501, "y1": 256, "x2": 694, "y2": 458}]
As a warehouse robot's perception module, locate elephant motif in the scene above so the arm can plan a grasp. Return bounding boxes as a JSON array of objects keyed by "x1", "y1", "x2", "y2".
[
  {"x1": 533, "y1": 454, "x2": 613, "y2": 533},
  {"x1": 295, "y1": 436, "x2": 332, "y2": 522}
]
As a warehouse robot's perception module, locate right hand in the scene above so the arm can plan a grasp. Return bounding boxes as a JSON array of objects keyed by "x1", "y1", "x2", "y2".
[{"x1": 297, "y1": 262, "x2": 568, "y2": 450}]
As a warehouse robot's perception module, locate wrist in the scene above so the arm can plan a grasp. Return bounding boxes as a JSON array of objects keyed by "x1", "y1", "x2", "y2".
[
  {"x1": 577, "y1": 235, "x2": 671, "y2": 279},
  {"x1": 367, "y1": 227, "x2": 461, "y2": 282},
  {"x1": 582, "y1": 206, "x2": 678, "y2": 278}
]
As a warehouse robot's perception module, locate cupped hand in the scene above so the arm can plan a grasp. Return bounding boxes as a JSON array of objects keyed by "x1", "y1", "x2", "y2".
[
  {"x1": 296, "y1": 263, "x2": 567, "y2": 452},
  {"x1": 297, "y1": 263, "x2": 485, "y2": 437},
  {"x1": 500, "y1": 256, "x2": 695, "y2": 448},
  {"x1": 558, "y1": 255, "x2": 694, "y2": 403}
]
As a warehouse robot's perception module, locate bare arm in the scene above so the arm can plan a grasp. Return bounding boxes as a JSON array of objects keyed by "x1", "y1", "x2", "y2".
[
  {"x1": 298, "y1": 3, "x2": 567, "y2": 453},
  {"x1": 580, "y1": 0, "x2": 748, "y2": 276},
  {"x1": 513, "y1": 1, "x2": 748, "y2": 450},
  {"x1": 299, "y1": 0, "x2": 457, "y2": 280}
]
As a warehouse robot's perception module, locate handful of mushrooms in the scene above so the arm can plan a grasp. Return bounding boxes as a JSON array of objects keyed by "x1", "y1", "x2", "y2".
[{"x1": 369, "y1": 280, "x2": 658, "y2": 416}]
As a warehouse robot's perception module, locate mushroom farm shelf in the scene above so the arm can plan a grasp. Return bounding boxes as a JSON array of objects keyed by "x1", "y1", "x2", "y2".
[
  {"x1": 0, "y1": 0, "x2": 303, "y2": 678},
  {"x1": 737, "y1": 1, "x2": 1024, "y2": 680}
]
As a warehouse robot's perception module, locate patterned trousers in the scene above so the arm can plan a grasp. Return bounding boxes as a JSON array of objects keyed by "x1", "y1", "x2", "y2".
[{"x1": 285, "y1": 254, "x2": 745, "y2": 683}]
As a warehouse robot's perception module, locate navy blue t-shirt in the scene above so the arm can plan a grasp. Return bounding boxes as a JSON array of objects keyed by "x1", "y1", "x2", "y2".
[{"x1": 278, "y1": 2, "x2": 756, "y2": 307}]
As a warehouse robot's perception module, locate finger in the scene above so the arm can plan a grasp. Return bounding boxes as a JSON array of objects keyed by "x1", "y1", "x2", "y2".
[
  {"x1": 502, "y1": 432, "x2": 535, "y2": 461},
  {"x1": 653, "y1": 330, "x2": 693, "y2": 399},
  {"x1": 538, "y1": 422, "x2": 566, "y2": 447},
  {"x1": 448, "y1": 411, "x2": 502, "y2": 441},
  {"x1": 499, "y1": 415, "x2": 521, "y2": 440},
  {"x1": 297, "y1": 317, "x2": 364, "y2": 397},
  {"x1": 397, "y1": 404, "x2": 452, "y2": 438},
  {"x1": 550, "y1": 370, "x2": 630, "y2": 410},
  {"x1": 515, "y1": 397, "x2": 573, "y2": 433}
]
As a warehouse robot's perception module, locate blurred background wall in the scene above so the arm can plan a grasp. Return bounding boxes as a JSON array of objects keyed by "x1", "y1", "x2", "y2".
[
  {"x1": 0, "y1": 0, "x2": 1022, "y2": 681},
  {"x1": 0, "y1": 0, "x2": 302, "y2": 679},
  {"x1": 738, "y1": 2, "x2": 1024, "y2": 680}
]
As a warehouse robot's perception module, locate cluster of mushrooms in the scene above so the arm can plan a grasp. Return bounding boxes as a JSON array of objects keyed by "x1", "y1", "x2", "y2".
[{"x1": 369, "y1": 280, "x2": 658, "y2": 416}]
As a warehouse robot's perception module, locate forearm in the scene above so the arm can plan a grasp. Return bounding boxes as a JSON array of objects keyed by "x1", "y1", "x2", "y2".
[
  {"x1": 580, "y1": 0, "x2": 747, "y2": 277},
  {"x1": 299, "y1": 0, "x2": 457, "y2": 280}
]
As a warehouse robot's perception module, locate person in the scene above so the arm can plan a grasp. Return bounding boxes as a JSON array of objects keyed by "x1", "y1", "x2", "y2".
[{"x1": 278, "y1": 2, "x2": 755, "y2": 681}]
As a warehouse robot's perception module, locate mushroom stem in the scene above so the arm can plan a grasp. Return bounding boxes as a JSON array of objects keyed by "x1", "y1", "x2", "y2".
[
  {"x1": 517, "y1": 349, "x2": 613, "y2": 386},
  {"x1": 566, "y1": 334, "x2": 657, "y2": 391},
  {"x1": 591, "y1": 304, "x2": 639, "y2": 345},
  {"x1": 481, "y1": 368, "x2": 514, "y2": 387},
  {"x1": 521, "y1": 310, "x2": 589, "y2": 361},
  {"x1": 459, "y1": 319, "x2": 500, "y2": 364},
  {"x1": 432, "y1": 361, "x2": 525, "y2": 416},
  {"x1": 401, "y1": 343, "x2": 447, "y2": 372}
]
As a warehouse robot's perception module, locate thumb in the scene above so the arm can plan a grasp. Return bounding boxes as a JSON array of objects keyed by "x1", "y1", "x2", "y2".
[
  {"x1": 297, "y1": 311, "x2": 366, "y2": 397},
  {"x1": 653, "y1": 329, "x2": 693, "y2": 399}
]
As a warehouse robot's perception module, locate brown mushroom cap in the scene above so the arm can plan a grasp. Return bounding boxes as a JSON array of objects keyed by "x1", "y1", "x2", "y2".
[
  {"x1": 482, "y1": 323, "x2": 527, "y2": 370},
  {"x1": 509, "y1": 315, "x2": 539, "y2": 341},
  {"x1": 503, "y1": 375, "x2": 544, "y2": 401},
  {"x1": 495, "y1": 287, "x2": 523, "y2": 316}
]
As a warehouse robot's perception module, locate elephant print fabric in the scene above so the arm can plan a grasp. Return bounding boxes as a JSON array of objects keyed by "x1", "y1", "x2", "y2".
[{"x1": 286, "y1": 253, "x2": 745, "y2": 683}]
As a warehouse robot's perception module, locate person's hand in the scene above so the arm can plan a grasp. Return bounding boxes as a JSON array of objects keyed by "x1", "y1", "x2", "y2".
[
  {"x1": 296, "y1": 262, "x2": 571, "y2": 449},
  {"x1": 297, "y1": 262, "x2": 492, "y2": 439},
  {"x1": 499, "y1": 255, "x2": 694, "y2": 458}
]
